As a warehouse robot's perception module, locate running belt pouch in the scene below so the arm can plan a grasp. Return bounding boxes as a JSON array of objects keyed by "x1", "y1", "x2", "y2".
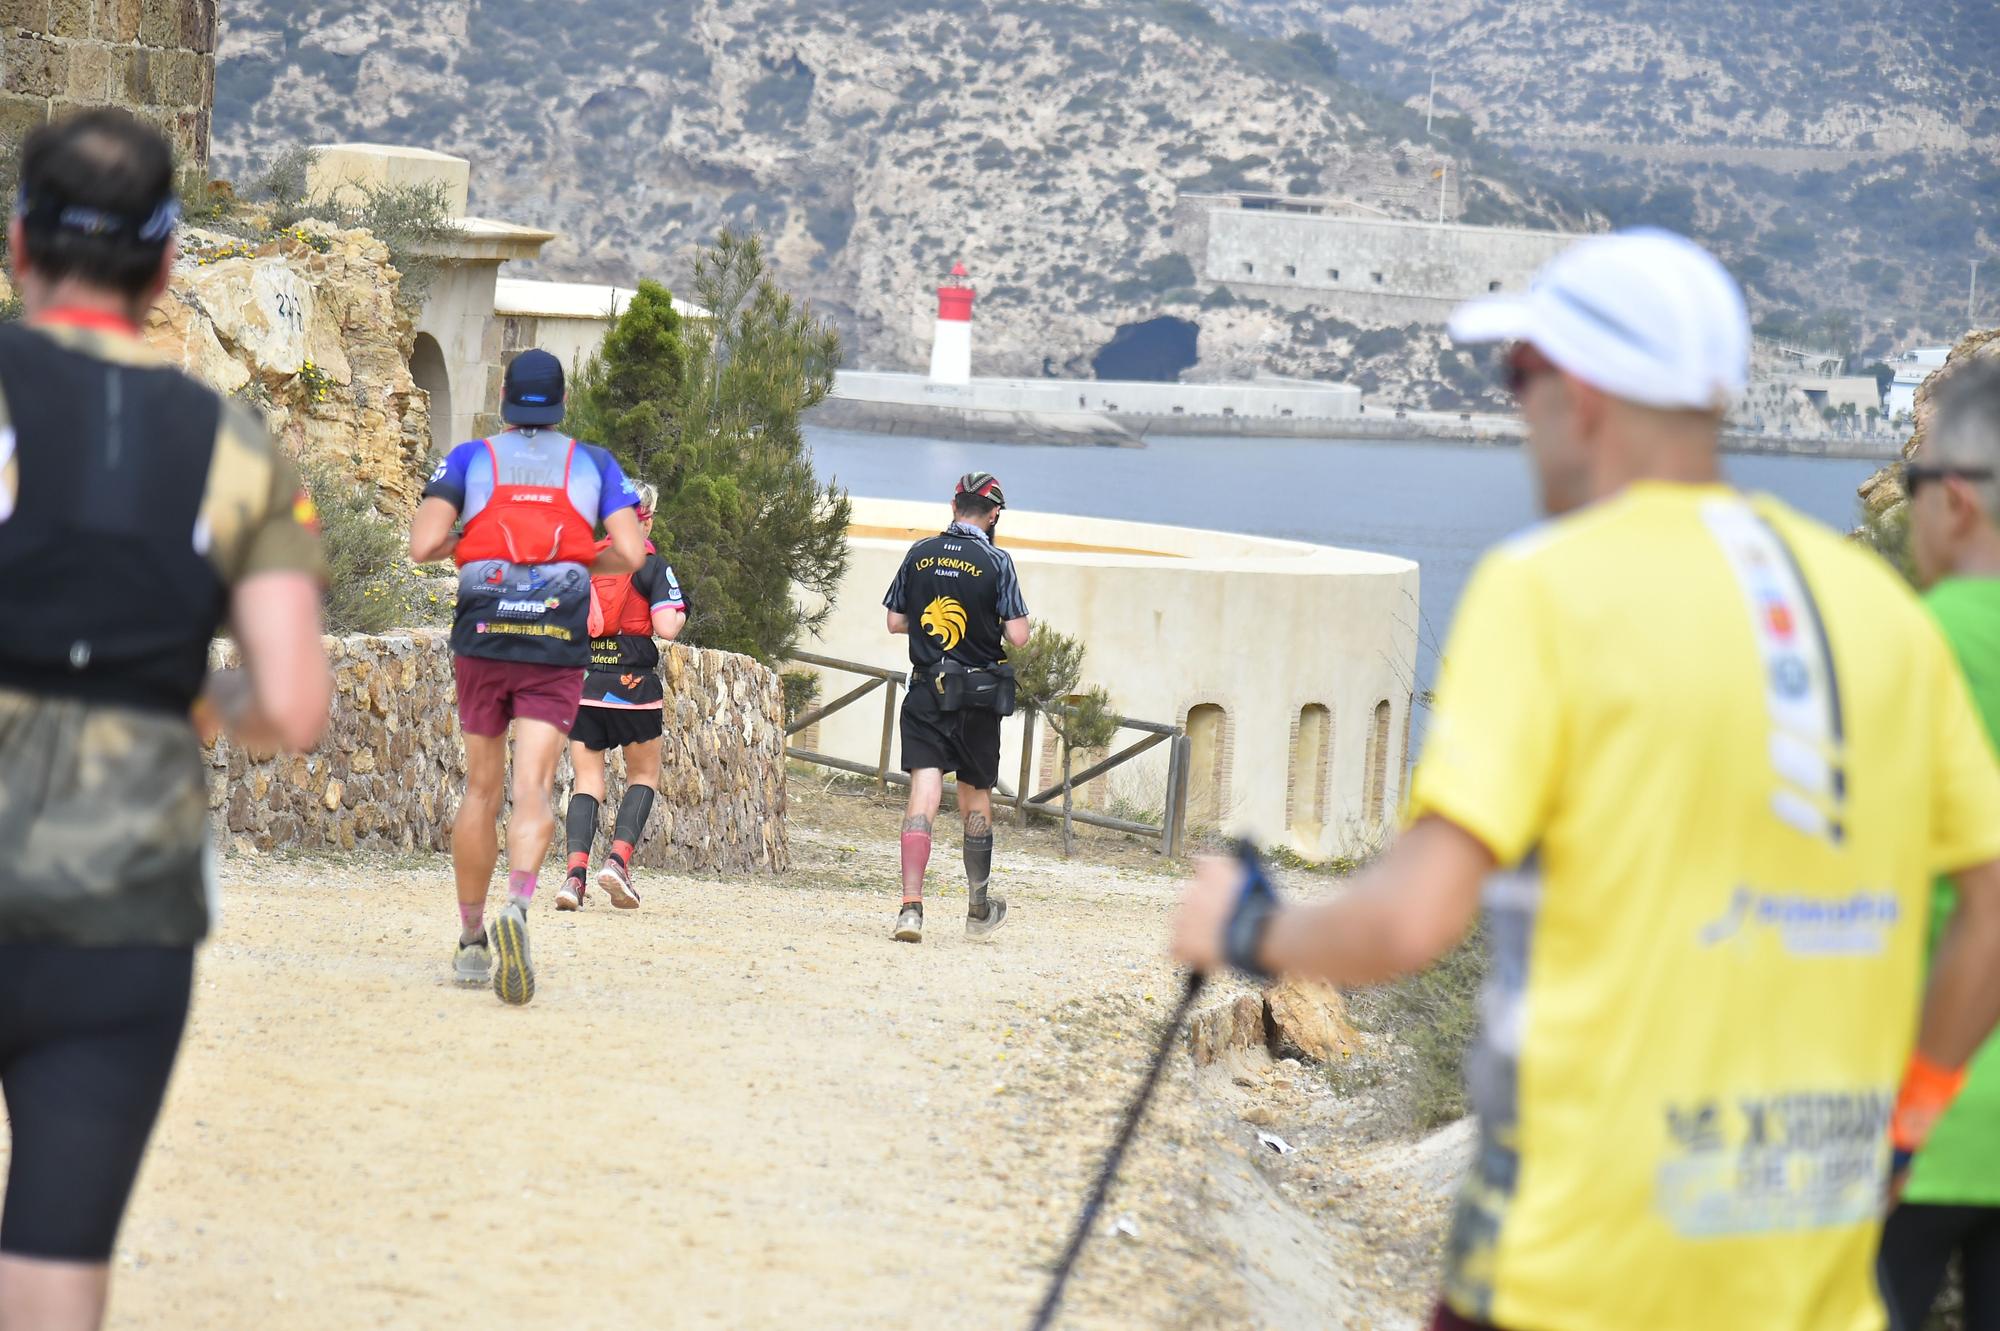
[{"x1": 934, "y1": 662, "x2": 1017, "y2": 716}]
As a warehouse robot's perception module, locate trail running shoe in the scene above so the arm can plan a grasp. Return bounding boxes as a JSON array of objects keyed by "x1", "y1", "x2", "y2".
[
  {"x1": 555, "y1": 868, "x2": 587, "y2": 912},
  {"x1": 453, "y1": 933, "x2": 492, "y2": 986},
  {"x1": 597, "y1": 855, "x2": 640, "y2": 910},
  {"x1": 966, "y1": 897, "x2": 1009, "y2": 939},
  {"x1": 893, "y1": 904, "x2": 923, "y2": 944},
  {"x1": 492, "y1": 902, "x2": 536, "y2": 1006}
]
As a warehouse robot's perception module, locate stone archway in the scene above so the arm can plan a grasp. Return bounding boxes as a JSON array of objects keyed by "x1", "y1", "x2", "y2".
[{"x1": 409, "y1": 332, "x2": 453, "y2": 454}]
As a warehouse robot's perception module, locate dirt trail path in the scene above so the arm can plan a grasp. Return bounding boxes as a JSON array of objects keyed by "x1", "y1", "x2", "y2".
[{"x1": 9, "y1": 786, "x2": 1455, "y2": 1330}]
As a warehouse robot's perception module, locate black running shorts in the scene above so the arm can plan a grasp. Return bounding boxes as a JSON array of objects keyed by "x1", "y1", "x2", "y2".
[
  {"x1": 0, "y1": 943, "x2": 194, "y2": 1261},
  {"x1": 900, "y1": 684, "x2": 1002, "y2": 790},
  {"x1": 572, "y1": 705, "x2": 664, "y2": 752}
]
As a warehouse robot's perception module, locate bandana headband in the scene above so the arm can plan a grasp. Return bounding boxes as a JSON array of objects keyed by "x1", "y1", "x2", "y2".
[{"x1": 14, "y1": 188, "x2": 180, "y2": 245}]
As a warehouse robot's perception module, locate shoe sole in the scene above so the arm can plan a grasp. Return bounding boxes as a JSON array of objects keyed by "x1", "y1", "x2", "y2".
[
  {"x1": 492, "y1": 912, "x2": 536, "y2": 1006},
  {"x1": 597, "y1": 866, "x2": 640, "y2": 910},
  {"x1": 966, "y1": 898, "x2": 1010, "y2": 939},
  {"x1": 893, "y1": 917, "x2": 922, "y2": 944}
]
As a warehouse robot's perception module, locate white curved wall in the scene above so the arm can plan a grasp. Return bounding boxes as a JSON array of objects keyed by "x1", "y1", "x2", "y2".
[{"x1": 801, "y1": 497, "x2": 1420, "y2": 859}]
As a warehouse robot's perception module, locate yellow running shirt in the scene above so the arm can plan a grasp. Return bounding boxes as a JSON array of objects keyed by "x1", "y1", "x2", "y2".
[{"x1": 1409, "y1": 482, "x2": 2000, "y2": 1331}]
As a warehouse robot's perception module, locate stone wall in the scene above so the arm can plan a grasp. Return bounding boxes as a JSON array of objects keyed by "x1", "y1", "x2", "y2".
[
  {"x1": 0, "y1": 0, "x2": 217, "y2": 170},
  {"x1": 205, "y1": 631, "x2": 789, "y2": 876}
]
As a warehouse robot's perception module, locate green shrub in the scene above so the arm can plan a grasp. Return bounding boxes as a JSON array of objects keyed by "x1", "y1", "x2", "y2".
[{"x1": 304, "y1": 462, "x2": 429, "y2": 635}]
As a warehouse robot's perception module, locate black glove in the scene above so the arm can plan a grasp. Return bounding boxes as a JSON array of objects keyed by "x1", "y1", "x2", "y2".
[{"x1": 1222, "y1": 840, "x2": 1282, "y2": 983}]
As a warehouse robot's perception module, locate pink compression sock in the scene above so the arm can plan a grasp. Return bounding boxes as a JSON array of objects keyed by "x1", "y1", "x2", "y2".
[
  {"x1": 508, "y1": 869, "x2": 536, "y2": 908},
  {"x1": 900, "y1": 831, "x2": 932, "y2": 905},
  {"x1": 458, "y1": 900, "x2": 484, "y2": 941}
]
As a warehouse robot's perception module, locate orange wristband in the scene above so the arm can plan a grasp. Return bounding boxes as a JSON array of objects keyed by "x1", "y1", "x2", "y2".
[{"x1": 1890, "y1": 1052, "x2": 1968, "y2": 1152}]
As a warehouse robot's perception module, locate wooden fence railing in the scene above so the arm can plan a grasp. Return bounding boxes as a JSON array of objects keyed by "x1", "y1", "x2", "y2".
[{"x1": 784, "y1": 650, "x2": 1191, "y2": 857}]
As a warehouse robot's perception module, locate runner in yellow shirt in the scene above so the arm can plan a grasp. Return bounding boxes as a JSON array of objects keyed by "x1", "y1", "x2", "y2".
[{"x1": 1170, "y1": 230, "x2": 2000, "y2": 1331}]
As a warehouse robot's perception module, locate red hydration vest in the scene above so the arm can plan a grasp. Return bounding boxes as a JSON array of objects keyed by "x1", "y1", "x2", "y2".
[
  {"x1": 453, "y1": 437, "x2": 599, "y2": 567},
  {"x1": 588, "y1": 538, "x2": 659, "y2": 638}
]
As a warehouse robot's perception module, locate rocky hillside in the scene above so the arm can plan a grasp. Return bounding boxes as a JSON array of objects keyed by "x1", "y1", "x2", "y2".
[
  {"x1": 211, "y1": 0, "x2": 1592, "y2": 399},
  {"x1": 1211, "y1": 0, "x2": 1996, "y2": 149},
  {"x1": 1206, "y1": 0, "x2": 2000, "y2": 362}
]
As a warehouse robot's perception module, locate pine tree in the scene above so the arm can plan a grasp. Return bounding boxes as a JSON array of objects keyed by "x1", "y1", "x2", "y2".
[
  {"x1": 569, "y1": 233, "x2": 851, "y2": 663},
  {"x1": 1011, "y1": 624, "x2": 1120, "y2": 859}
]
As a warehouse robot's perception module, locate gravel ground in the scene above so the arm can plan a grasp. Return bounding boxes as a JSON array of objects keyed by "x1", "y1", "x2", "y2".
[{"x1": 8, "y1": 778, "x2": 1464, "y2": 1330}]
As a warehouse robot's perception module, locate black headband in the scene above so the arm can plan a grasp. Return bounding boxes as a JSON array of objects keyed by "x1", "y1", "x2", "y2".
[{"x1": 14, "y1": 188, "x2": 180, "y2": 245}]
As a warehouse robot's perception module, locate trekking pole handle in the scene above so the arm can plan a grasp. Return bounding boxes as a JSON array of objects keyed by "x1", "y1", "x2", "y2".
[{"x1": 1223, "y1": 839, "x2": 1281, "y2": 982}]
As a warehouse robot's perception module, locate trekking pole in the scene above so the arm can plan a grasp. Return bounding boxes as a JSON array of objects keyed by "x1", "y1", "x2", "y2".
[
  {"x1": 1027, "y1": 969, "x2": 1204, "y2": 1331},
  {"x1": 1028, "y1": 843, "x2": 1277, "y2": 1330}
]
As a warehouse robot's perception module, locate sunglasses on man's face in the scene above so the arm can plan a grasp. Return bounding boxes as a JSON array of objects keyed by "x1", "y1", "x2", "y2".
[
  {"x1": 1902, "y1": 461, "x2": 1996, "y2": 498},
  {"x1": 1501, "y1": 347, "x2": 1559, "y2": 397}
]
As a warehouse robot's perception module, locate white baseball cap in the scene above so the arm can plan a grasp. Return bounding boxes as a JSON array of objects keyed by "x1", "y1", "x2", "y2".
[{"x1": 1448, "y1": 228, "x2": 1750, "y2": 412}]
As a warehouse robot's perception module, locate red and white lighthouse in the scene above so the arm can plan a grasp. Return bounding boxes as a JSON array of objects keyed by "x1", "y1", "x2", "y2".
[{"x1": 929, "y1": 261, "x2": 975, "y2": 385}]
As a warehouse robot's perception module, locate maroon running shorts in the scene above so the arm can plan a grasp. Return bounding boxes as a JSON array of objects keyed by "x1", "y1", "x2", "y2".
[{"x1": 452, "y1": 656, "x2": 584, "y2": 737}]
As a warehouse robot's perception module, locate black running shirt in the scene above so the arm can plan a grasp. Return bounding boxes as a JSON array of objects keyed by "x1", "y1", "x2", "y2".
[{"x1": 883, "y1": 521, "x2": 1028, "y2": 671}]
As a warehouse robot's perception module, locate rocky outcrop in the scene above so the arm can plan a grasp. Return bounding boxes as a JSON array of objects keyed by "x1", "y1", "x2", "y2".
[
  {"x1": 204, "y1": 631, "x2": 789, "y2": 876},
  {"x1": 1265, "y1": 980, "x2": 1359, "y2": 1063},
  {"x1": 1859, "y1": 326, "x2": 2000, "y2": 522},
  {"x1": 146, "y1": 222, "x2": 432, "y2": 516},
  {"x1": 1188, "y1": 992, "x2": 1269, "y2": 1069},
  {"x1": 1188, "y1": 981, "x2": 1358, "y2": 1068}
]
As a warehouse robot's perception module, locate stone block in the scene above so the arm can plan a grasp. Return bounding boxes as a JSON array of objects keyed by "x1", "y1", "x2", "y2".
[
  {"x1": 5, "y1": 37, "x2": 68, "y2": 98},
  {"x1": 153, "y1": 45, "x2": 199, "y2": 103},
  {"x1": 94, "y1": 0, "x2": 139, "y2": 42},
  {"x1": 0, "y1": 0, "x2": 49, "y2": 31},
  {"x1": 118, "y1": 45, "x2": 147, "y2": 100},
  {"x1": 64, "y1": 41, "x2": 113, "y2": 99},
  {"x1": 49, "y1": 0, "x2": 89, "y2": 37},
  {"x1": 184, "y1": 0, "x2": 213, "y2": 53},
  {"x1": 136, "y1": 0, "x2": 175, "y2": 46},
  {"x1": 0, "y1": 91, "x2": 48, "y2": 143}
]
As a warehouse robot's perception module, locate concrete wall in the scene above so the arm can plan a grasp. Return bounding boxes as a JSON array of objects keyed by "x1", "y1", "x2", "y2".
[
  {"x1": 800, "y1": 498, "x2": 1420, "y2": 860},
  {"x1": 834, "y1": 371, "x2": 1360, "y2": 423},
  {"x1": 309, "y1": 144, "x2": 470, "y2": 217},
  {"x1": 414, "y1": 260, "x2": 503, "y2": 449},
  {"x1": 0, "y1": 0, "x2": 216, "y2": 169},
  {"x1": 501, "y1": 311, "x2": 610, "y2": 390},
  {"x1": 1181, "y1": 198, "x2": 1579, "y2": 323},
  {"x1": 205, "y1": 632, "x2": 789, "y2": 876}
]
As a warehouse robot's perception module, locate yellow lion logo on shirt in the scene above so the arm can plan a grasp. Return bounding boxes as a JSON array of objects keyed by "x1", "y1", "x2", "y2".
[{"x1": 921, "y1": 595, "x2": 968, "y2": 650}]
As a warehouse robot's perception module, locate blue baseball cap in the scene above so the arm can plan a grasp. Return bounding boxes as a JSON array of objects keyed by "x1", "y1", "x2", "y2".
[{"x1": 502, "y1": 348, "x2": 565, "y2": 426}]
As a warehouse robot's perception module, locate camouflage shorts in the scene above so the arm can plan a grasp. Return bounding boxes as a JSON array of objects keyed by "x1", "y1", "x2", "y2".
[{"x1": 0, "y1": 687, "x2": 211, "y2": 946}]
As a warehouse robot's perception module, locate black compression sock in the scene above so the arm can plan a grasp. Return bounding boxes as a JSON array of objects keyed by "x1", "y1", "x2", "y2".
[
  {"x1": 964, "y1": 833, "x2": 994, "y2": 913},
  {"x1": 614, "y1": 783, "x2": 656, "y2": 852},
  {"x1": 564, "y1": 793, "x2": 600, "y2": 860}
]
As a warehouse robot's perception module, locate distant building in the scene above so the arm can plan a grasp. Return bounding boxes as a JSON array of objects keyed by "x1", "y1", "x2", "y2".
[
  {"x1": 1887, "y1": 346, "x2": 1952, "y2": 419},
  {"x1": 1171, "y1": 191, "x2": 1583, "y2": 323},
  {"x1": 307, "y1": 144, "x2": 700, "y2": 451}
]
